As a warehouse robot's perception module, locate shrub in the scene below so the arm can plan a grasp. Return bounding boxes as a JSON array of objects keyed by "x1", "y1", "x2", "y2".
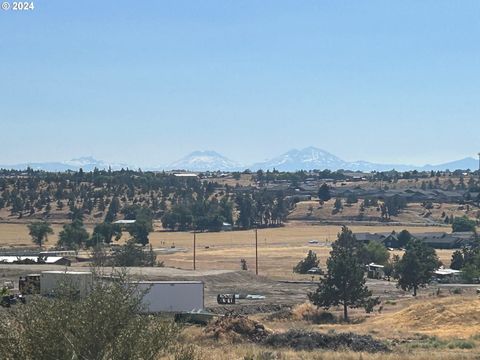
[
  {"x1": 0, "y1": 271, "x2": 181, "y2": 360},
  {"x1": 293, "y1": 250, "x2": 319, "y2": 274},
  {"x1": 447, "y1": 340, "x2": 475, "y2": 349}
]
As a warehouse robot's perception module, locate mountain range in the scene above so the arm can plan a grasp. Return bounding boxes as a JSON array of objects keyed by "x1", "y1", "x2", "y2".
[
  {"x1": 0, "y1": 156, "x2": 131, "y2": 172},
  {"x1": 1, "y1": 148, "x2": 478, "y2": 172}
]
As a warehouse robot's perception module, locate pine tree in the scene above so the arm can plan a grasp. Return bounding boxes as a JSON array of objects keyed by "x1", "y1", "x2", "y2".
[
  {"x1": 309, "y1": 226, "x2": 379, "y2": 321},
  {"x1": 317, "y1": 183, "x2": 331, "y2": 202},
  {"x1": 396, "y1": 238, "x2": 439, "y2": 296}
]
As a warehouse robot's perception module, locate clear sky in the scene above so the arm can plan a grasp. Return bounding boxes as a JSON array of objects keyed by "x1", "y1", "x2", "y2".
[{"x1": 1, "y1": 0, "x2": 479, "y2": 167}]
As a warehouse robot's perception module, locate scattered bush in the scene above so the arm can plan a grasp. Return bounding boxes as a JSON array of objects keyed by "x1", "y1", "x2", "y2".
[
  {"x1": 291, "y1": 303, "x2": 336, "y2": 324},
  {"x1": 263, "y1": 330, "x2": 389, "y2": 352}
]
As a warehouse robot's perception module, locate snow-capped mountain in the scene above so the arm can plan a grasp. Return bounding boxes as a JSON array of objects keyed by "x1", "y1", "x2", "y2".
[
  {"x1": 0, "y1": 157, "x2": 133, "y2": 172},
  {"x1": 250, "y1": 147, "x2": 479, "y2": 172},
  {"x1": 166, "y1": 151, "x2": 242, "y2": 172},
  {"x1": 64, "y1": 156, "x2": 131, "y2": 171},
  {"x1": 1, "y1": 149, "x2": 477, "y2": 172},
  {"x1": 250, "y1": 147, "x2": 350, "y2": 171}
]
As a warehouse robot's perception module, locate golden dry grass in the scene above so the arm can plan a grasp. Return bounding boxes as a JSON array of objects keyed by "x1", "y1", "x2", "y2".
[
  {"x1": 0, "y1": 222, "x2": 454, "y2": 277},
  {"x1": 0, "y1": 223, "x2": 68, "y2": 247},
  {"x1": 290, "y1": 200, "x2": 479, "y2": 226},
  {"x1": 369, "y1": 296, "x2": 480, "y2": 339},
  {"x1": 146, "y1": 224, "x2": 452, "y2": 278},
  {"x1": 180, "y1": 296, "x2": 480, "y2": 359},
  {"x1": 178, "y1": 346, "x2": 479, "y2": 360}
]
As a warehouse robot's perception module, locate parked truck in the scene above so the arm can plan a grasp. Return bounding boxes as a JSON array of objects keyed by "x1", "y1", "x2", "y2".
[
  {"x1": 136, "y1": 281, "x2": 204, "y2": 313},
  {"x1": 40, "y1": 271, "x2": 93, "y2": 298}
]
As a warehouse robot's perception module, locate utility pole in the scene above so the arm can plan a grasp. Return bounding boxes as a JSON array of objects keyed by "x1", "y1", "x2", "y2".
[
  {"x1": 255, "y1": 226, "x2": 258, "y2": 275},
  {"x1": 193, "y1": 230, "x2": 196, "y2": 270}
]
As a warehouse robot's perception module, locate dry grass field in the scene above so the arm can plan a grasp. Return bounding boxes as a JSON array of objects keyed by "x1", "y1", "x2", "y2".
[
  {"x1": 177, "y1": 295, "x2": 480, "y2": 359},
  {"x1": 0, "y1": 222, "x2": 455, "y2": 278},
  {"x1": 289, "y1": 200, "x2": 479, "y2": 225},
  {"x1": 0, "y1": 219, "x2": 478, "y2": 359},
  {"x1": 147, "y1": 223, "x2": 455, "y2": 278}
]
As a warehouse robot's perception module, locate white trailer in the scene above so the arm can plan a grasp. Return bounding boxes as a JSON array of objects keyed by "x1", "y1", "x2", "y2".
[
  {"x1": 40, "y1": 271, "x2": 93, "y2": 298},
  {"x1": 136, "y1": 281, "x2": 204, "y2": 313}
]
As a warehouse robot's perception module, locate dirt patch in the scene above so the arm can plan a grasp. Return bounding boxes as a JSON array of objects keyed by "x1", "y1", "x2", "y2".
[
  {"x1": 204, "y1": 313, "x2": 271, "y2": 342},
  {"x1": 263, "y1": 329, "x2": 389, "y2": 352}
]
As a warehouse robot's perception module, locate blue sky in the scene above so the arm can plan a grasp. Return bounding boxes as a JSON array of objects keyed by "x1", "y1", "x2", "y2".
[{"x1": 1, "y1": 0, "x2": 479, "y2": 167}]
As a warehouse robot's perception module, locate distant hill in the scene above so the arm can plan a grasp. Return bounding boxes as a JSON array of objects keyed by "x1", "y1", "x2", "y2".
[{"x1": 420, "y1": 157, "x2": 479, "y2": 172}]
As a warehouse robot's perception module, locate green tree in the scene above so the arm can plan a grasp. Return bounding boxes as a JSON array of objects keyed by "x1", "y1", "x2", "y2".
[
  {"x1": 27, "y1": 221, "x2": 53, "y2": 247},
  {"x1": 396, "y1": 238, "x2": 439, "y2": 296},
  {"x1": 104, "y1": 197, "x2": 120, "y2": 223},
  {"x1": 128, "y1": 221, "x2": 151, "y2": 246},
  {"x1": 345, "y1": 193, "x2": 358, "y2": 205},
  {"x1": 309, "y1": 226, "x2": 380, "y2": 321},
  {"x1": 452, "y1": 216, "x2": 476, "y2": 233},
  {"x1": 90, "y1": 222, "x2": 122, "y2": 246},
  {"x1": 450, "y1": 250, "x2": 464, "y2": 270},
  {"x1": 397, "y1": 230, "x2": 413, "y2": 248},
  {"x1": 293, "y1": 250, "x2": 320, "y2": 274},
  {"x1": 359, "y1": 241, "x2": 390, "y2": 265},
  {"x1": 68, "y1": 206, "x2": 84, "y2": 222},
  {"x1": 0, "y1": 271, "x2": 180, "y2": 360},
  {"x1": 235, "y1": 193, "x2": 256, "y2": 229},
  {"x1": 461, "y1": 263, "x2": 480, "y2": 283},
  {"x1": 111, "y1": 241, "x2": 158, "y2": 267},
  {"x1": 317, "y1": 183, "x2": 331, "y2": 202},
  {"x1": 57, "y1": 220, "x2": 89, "y2": 250},
  {"x1": 332, "y1": 197, "x2": 343, "y2": 214}
]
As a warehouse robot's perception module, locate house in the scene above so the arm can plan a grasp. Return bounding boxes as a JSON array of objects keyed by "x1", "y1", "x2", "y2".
[
  {"x1": 382, "y1": 232, "x2": 402, "y2": 248},
  {"x1": 354, "y1": 232, "x2": 385, "y2": 244},
  {"x1": 173, "y1": 173, "x2": 198, "y2": 178},
  {"x1": 414, "y1": 232, "x2": 465, "y2": 249},
  {"x1": 221, "y1": 222, "x2": 233, "y2": 231},
  {"x1": 355, "y1": 230, "x2": 472, "y2": 249},
  {"x1": 113, "y1": 219, "x2": 136, "y2": 225},
  {"x1": 0, "y1": 256, "x2": 71, "y2": 266},
  {"x1": 433, "y1": 268, "x2": 462, "y2": 283}
]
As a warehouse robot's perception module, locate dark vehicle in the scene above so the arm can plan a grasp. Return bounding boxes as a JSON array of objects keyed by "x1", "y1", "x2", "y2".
[{"x1": 19, "y1": 274, "x2": 40, "y2": 295}]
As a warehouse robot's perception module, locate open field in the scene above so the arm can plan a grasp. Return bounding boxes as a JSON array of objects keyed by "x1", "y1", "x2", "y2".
[
  {"x1": 147, "y1": 222, "x2": 455, "y2": 278},
  {"x1": 0, "y1": 222, "x2": 456, "y2": 279}
]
